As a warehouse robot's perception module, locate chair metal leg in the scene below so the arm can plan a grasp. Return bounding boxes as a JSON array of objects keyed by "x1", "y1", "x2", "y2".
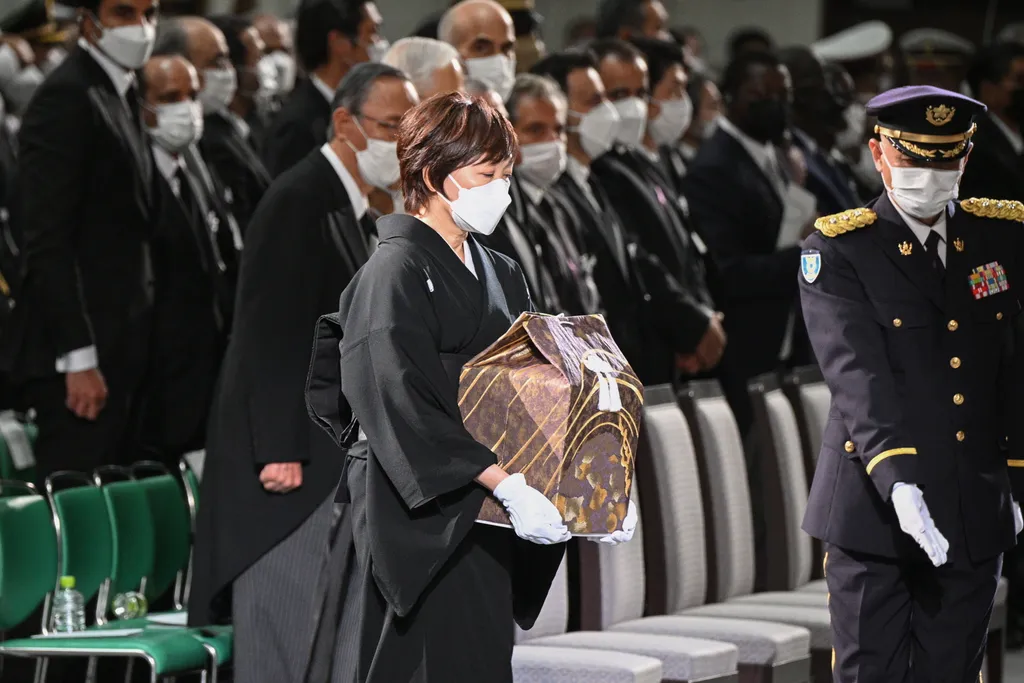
[
  {"x1": 85, "y1": 656, "x2": 98, "y2": 683},
  {"x1": 32, "y1": 657, "x2": 47, "y2": 683},
  {"x1": 124, "y1": 657, "x2": 136, "y2": 683}
]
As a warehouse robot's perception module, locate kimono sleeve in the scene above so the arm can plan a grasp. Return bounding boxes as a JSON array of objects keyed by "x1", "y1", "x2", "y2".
[
  {"x1": 340, "y1": 261, "x2": 497, "y2": 510},
  {"x1": 799, "y1": 234, "x2": 917, "y2": 501}
]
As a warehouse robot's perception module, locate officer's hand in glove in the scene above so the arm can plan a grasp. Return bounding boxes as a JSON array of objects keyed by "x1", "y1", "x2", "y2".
[
  {"x1": 891, "y1": 483, "x2": 949, "y2": 567},
  {"x1": 493, "y1": 474, "x2": 571, "y2": 545},
  {"x1": 1013, "y1": 500, "x2": 1023, "y2": 536},
  {"x1": 592, "y1": 499, "x2": 638, "y2": 546}
]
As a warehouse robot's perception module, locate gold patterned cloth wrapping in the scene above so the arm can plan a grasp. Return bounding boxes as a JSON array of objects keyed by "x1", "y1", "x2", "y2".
[{"x1": 458, "y1": 312, "x2": 644, "y2": 535}]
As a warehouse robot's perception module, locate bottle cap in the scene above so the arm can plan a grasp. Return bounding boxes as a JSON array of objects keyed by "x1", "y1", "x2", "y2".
[{"x1": 59, "y1": 575, "x2": 75, "y2": 589}]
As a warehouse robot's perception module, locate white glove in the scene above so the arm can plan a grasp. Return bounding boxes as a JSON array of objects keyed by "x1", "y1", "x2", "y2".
[
  {"x1": 593, "y1": 499, "x2": 638, "y2": 546},
  {"x1": 1013, "y1": 500, "x2": 1023, "y2": 536},
  {"x1": 493, "y1": 474, "x2": 571, "y2": 545},
  {"x1": 891, "y1": 483, "x2": 949, "y2": 567}
]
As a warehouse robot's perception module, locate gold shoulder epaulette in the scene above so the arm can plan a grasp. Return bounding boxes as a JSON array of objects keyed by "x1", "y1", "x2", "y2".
[
  {"x1": 814, "y1": 208, "x2": 877, "y2": 238},
  {"x1": 960, "y1": 198, "x2": 1024, "y2": 223}
]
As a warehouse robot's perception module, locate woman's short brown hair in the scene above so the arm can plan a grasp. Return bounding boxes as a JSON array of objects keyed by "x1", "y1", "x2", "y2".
[{"x1": 398, "y1": 91, "x2": 519, "y2": 214}]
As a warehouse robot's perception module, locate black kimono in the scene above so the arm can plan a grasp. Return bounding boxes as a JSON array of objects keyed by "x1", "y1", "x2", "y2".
[{"x1": 304, "y1": 214, "x2": 564, "y2": 683}]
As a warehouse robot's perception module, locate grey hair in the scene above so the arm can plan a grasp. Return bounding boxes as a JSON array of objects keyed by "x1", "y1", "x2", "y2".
[
  {"x1": 382, "y1": 38, "x2": 460, "y2": 96},
  {"x1": 152, "y1": 19, "x2": 190, "y2": 58},
  {"x1": 506, "y1": 73, "x2": 567, "y2": 126},
  {"x1": 326, "y1": 62, "x2": 410, "y2": 139}
]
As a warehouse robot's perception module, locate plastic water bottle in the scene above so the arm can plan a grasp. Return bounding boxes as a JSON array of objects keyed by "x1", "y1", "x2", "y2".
[
  {"x1": 112, "y1": 591, "x2": 149, "y2": 620},
  {"x1": 51, "y1": 575, "x2": 86, "y2": 633}
]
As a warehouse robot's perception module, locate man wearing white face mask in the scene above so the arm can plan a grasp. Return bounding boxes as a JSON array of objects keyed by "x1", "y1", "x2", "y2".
[
  {"x1": 264, "y1": 0, "x2": 383, "y2": 178},
  {"x1": 439, "y1": 0, "x2": 517, "y2": 102},
  {"x1": 137, "y1": 54, "x2": 231, "y2": 469},
  {"x1": 0, "y1": 0, "x2": 159, "y2": 485},
  {"x1": 253, "y1": 14, "x2": 295, "y2": 99},
  {"x1": 591, "y1": 38, "x2": 727, "y2": 377},
  {"x1": 505, "y1": 72, "x2": 599, "y2": 316},
  {"x1": 801, "y1": 85, "x2": 1024, "y2": 683},
  {"x1": 190, "y1": 63, "x2": 418, "y2": 683}
]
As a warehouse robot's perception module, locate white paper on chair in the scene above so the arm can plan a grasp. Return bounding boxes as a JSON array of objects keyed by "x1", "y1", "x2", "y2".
[
  {"x1": 146, "y1": 611, "x2": 188, "y2": 626},
  {"x1": 31, "y1": 628, "x2": 144, "y2": 639},
  {"x1": 776, "y1": 183, "x2": 818, "y2": 249}
]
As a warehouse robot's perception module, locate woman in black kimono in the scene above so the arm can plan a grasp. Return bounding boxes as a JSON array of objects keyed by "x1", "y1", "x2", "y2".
[{"x1": 304, "y1": 92, "x2": 575, "y2": 683}]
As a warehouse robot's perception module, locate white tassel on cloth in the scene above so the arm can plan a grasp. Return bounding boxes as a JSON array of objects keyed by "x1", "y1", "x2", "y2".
[{"x1": 583, "y1": 356, "x2": 622, "y2": 413}]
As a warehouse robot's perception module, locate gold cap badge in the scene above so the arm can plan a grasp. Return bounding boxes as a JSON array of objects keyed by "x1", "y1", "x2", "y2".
[
  {"x1": 898, "y1": 241, "x2": 913, "y2": 256},
  {"x1": 926, "y1": 104, "x2": 955, "y2": 126}
]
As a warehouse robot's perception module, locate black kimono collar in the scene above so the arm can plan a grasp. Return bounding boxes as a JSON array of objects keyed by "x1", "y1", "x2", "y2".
[{"x1": 377, "y1": 214, "x2": 482, "y2": 274}]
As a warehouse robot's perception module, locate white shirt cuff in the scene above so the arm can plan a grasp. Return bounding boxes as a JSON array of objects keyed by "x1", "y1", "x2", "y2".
[{"x1": 55, "y1": 346, "x2": 99, "y2": 373}]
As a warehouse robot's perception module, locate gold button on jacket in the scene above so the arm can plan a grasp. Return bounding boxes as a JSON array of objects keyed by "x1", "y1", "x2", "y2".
[
  {"x1": 948, "y1": 320, "x2": 959, "y2": 331},
  {"x1": 956, "y1": 431, "x2": 966, "y2": 442},
  {"x1": 950, "y1": 357, "x2": 961, "y2": 369},
  {"x1": 953, "y1": 393, "x2": 965, "y2": 405},
  {"x1": 844, "y1": 441, "x2": 855, "y2": 453},
  {"x1": 893, "y1": 318, "x2": 902, "y2": 328}
]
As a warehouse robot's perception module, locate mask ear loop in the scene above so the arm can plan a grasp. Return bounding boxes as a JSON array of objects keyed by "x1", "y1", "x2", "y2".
[{"x1": 345, "y1": 116, "x2": 371, "y2": 155}]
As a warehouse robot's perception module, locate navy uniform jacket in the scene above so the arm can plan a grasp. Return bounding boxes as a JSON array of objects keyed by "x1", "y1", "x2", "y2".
[{"x1": 800, "y1": 193, "x2": 1024, "y2": 563}]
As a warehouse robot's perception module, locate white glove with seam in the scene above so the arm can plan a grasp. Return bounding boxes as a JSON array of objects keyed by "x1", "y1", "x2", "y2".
[
  {"x1": 592, "y1": 499, "x2": 638, "y2": 545},
  {"x1": 493, "y1": 473, "x2": 571, "y2": 545},
  {"x1": 891, "y1": 482, "x2": 949, "y2": 567},
  {"x1": 1013, "y1": 500, "x2": 1023, "y2": 536}
]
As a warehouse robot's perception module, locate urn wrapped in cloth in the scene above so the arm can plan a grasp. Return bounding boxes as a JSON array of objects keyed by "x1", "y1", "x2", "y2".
[{"x1": 459, "y1": 312, "x2": 644, "y2": 536}]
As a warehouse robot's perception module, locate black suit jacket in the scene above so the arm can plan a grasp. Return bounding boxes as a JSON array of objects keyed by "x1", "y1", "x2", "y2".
[
  {"x1": 0, "y1": 46, "x2": 157, "y2": 381},
  {"x1": 801, "y1": 194, "x2": 1024, "y2": 562},
  {"x1": 958, "y1": 112, "x2": 1024, "y2": 204},
  {"x1": 791, "y1": 130, "x2": 861, "y2": 218},
  {"x1": 136, "y1": 163, "x2": 226, "y2": 457},
  {"x1": 262, "y1": 78, "x2": 332, "y2": 178},
  {"x1": 199, "y1": 112, "x2": 271, "y2": 236},
  {"x1": 190, "y1": 149, "x2": 371, "y2": 624},
  {"x1": 683, "y1": 127, "x2": 800, "y2": 382}
]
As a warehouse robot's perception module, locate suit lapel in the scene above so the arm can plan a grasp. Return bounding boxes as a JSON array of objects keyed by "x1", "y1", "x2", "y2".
[{"x1": 869, "y1": 195, "x2": 944, "y2": 310}]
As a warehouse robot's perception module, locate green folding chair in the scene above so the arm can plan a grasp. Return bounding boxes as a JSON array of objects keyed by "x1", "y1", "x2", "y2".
[{"x1": 0, "y1": 477, "x2": 211, "y2": 683}]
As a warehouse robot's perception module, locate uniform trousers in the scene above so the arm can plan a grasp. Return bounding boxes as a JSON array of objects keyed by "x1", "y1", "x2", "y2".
[
  {"x1": 233, "y1": 490, "x2": 335, "y2": 683},
  {"x1": 826, "y1": 535, "x2": 1001, "y2": 683}
]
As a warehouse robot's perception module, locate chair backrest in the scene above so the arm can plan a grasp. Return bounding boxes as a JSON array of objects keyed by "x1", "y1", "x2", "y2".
[
  {"x1": 634, "y1": 385, "x2": 708, "y2": 614},
  {"x1": 179, "y1": 457, "x2": 201, "y2": 525},
  {"x1": 101, "y1": 480, "x2": 156, "y2": 598},
  {"x1": 135, "y1": 473, "x2": 190, "y2": 603},
  {"x1": 754, "y1": 381, "x2": 813, "y2": 589},
  {"x1": 680, "y1": 381, "x2": 757, "y2": 602},
  {"x1": 798, "y1": 383, "x2": 830, "y2": 464},
  {"x1": 48, "y1": 474, "x2": 115, "y2": 607},
  {"x1": 515, "y1": 554, "x2": 570, "y2": 643},
  {"x1": 0, "y1": 484, "x2": 56, "y2": 630},
  {"x1": 595, "y1": 487, "x2": 647, "y2": 628}
]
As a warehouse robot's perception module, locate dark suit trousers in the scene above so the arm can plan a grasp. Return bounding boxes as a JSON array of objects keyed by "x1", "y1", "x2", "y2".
[
  {"x1": 826, "y1": 531, "x2": 1000, "y2": 683},
  {"x1": 16, "y1": 372, "x2": 141, "y2": 485}
]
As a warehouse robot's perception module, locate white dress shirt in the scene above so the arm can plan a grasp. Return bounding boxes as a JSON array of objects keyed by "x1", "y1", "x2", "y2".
[
  {"x1": 152, "y1": 145, "x2": 186, "y2": 196},
  {"x1": 311, "y1": 75, "x2": 336, "y2": 104},
  {"x1": 56, "y1": 40, "x2": 136, "y2": 374},
  {"x1": 320, "y1": 143, "x2": 368, "y2": 220},
  {"x1": 565, "y1": 155, "x2": 601, "y2": 212},
  {"x1": 890, "y1": 198, "x2": 949, "y2": 266},
  {"x1": 718, "y1": 115, "x2": 785, "y2": 194}
]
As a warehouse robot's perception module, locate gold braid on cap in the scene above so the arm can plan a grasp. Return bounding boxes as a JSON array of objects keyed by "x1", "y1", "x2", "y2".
[
  {"x1": 960, "y1": 198, "x2": 1024, "y2": 223},
  {"x1": 814, "y1": 208, "x2": 878, "y2": 238}
]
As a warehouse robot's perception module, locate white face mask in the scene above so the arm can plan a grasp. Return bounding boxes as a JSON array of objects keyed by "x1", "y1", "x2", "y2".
[
  {"x1": 836, "y1": 103, "x2": 866, "y2": 151},
  {"x1": 367, "y1": 38, "x2": 390, "y2": 64},
  {"x1": 199, "y1": 68, "x2": 238, "y2": 115},
  {"x1": 252, "y1": 56, "x2": 280, "y2": 116},
  {"x1": 441, "y1": 174, "x2": 512, "y2": 235},
  {"x1": 349, "y1": 118, "x2": 400, "y2": 190},
  {"x1": 147, "y1": 100, "x2": 204, "y2": 153},
  {"x1": 2, "y1": 65, "x2": 44, "y2": 115},
  {"x1": 268, "y1": 51, "x2": 296, "y2": 94},
  {"x1": 93, "y1": 17, "x2": 156, "y2": 70},
  {"x1": 648, "y1": 95, "x2": 693, "y2": 147},
  {"x1": 570, "y1": 100, "x2": 620, "y2": 160},
  {"x1": 880, "y1": 150, "x2": 964, "y2": 220},
  {"x1": 466, "y1": 54, "x2": 516, "y2": 101},
  {"x1": 518, "y1": 140, "x2": 567, "y2": 190},
  {"x1": 0, "y1": 45, "x2": 20, "y2": 87},
  {"x1": 42, "y1": 47, "x2": 68, "y2": 75},
  {"x1": 612, "y1": 96, "x2": 648, "y2": 149}
]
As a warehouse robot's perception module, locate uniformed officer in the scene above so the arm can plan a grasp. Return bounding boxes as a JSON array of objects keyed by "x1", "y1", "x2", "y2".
[{"x1": 800, "y1": 85, "x2": 1024, "y2": 682}]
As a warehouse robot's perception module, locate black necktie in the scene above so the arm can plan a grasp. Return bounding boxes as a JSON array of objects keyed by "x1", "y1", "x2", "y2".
[{"x1": 925, "y1": 229, "x2": 945, "y2": 276}]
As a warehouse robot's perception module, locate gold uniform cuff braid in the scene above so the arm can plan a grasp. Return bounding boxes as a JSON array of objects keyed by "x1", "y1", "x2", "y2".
[
  {"x1": 1008, "y1": 460, "x2": 1024, "y2": 468},
  {"x1": 866, "y1": 447, "x2": 917, "y2": 474}
]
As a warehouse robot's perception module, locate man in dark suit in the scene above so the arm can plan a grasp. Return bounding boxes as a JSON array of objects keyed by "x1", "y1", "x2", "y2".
[
  {"x1": 198, "y1": 15, "x2": 272, "y2": 233},
  {"x1": 683, "y1": 49, "x2": 810, "y2": 437},
  {"x1": 588, "y1": 39, "x2": 726, "y2": 376},
  {"x1": 801, "y1": 85, "x2": 1024, "y2": 683},
  {"x1": 135, "y1": 54, "x2": 226, "y2": 469},
  {"x1": 960, "y1": 42, "x2": 1024, "y2": 203},
  {"x1": 190, "y1": 63, "x2": 418, "y2": 683},
  {"x1": 263, "y1": 0, "x2": 383, "y2": 177},
  {"x1": 781, "y1": 46, "x2": 862, "y2": 217},
  {"x1": 0, "y1": 0, "x2": 159, "y2": 482},
  {"x1": 533, "y1": 50, "x2": 722, "y2": 386}
]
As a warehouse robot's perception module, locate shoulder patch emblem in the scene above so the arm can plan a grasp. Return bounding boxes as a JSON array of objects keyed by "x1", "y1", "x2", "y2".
[
  {"x1": 960, "y1": 198, "x2": 1024, "y2": 223},
  {"x1": 814, "y1": 208, "x2": 877, "y2": 238},
  {"x1": 801, "y1": 250, "x2": 821, "y2": 283}
]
